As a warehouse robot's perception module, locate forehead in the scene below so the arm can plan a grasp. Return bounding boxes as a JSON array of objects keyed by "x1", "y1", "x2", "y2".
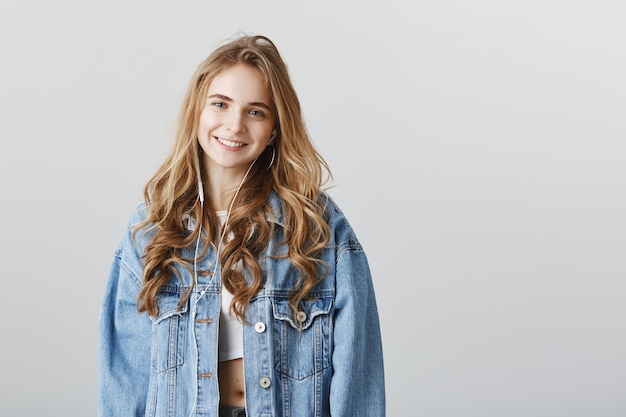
[{"x1": 207, "y1": 64, "x2": 271, "y2": 102}]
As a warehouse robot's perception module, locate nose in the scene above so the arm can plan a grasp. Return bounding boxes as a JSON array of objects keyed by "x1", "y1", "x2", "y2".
[{"x1": 225, "y1": 110, "x2": 245, "y2": 133}]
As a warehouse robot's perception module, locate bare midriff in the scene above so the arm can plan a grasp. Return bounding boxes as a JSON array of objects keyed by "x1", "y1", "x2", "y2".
[{"x1": 218, "y1": 358, "x2": 245, "y2": 407}]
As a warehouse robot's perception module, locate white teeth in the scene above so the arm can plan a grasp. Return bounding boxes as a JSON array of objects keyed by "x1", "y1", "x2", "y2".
[{"x1": 216, "y1": 137, "x2": 244, "y2": 148}]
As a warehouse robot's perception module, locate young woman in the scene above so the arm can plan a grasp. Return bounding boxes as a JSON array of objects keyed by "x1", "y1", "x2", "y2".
[{"x1": 98, "y1": 34, "x2": 385, "y2": 417}]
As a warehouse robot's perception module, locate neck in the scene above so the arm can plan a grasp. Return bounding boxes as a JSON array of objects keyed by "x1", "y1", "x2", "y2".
[
  {"x1": 203, "y1": 163, "x2": 255, "y2": 212},
  {"x1": 206, "y1": 181, "x2": 239, "y2": 212}
]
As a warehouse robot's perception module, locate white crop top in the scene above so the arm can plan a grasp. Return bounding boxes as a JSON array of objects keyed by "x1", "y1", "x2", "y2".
[{"x1": 216, "y1": 210, "x2": 244, "y2": 362}]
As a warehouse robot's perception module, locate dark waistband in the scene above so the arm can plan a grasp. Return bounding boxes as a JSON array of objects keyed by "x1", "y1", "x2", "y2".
[{"x1": 220, "y1": 406, "x2": 246, "y2": 417}]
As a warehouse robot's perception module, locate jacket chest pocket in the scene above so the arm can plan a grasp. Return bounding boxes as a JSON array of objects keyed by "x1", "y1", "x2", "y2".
[
  {"x1": 271, "y1": 297, "x2": 332, "y2": 381},
  {"x1": 150, "y1": 290, "x2": 188, "y2": 374}
]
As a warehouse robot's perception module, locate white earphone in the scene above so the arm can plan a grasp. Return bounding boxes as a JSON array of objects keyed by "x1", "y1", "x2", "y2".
[
  {"x1": 198, "y1": 180, "x2": 204, "y2": 204},
  {"x1": 193, "y1": 156, "x2": 259, "y2": 302}
]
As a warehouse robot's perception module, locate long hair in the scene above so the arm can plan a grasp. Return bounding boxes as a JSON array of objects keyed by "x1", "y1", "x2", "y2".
[{"x1": 135, "y1": 34, "x2": 332, "y2": 321}]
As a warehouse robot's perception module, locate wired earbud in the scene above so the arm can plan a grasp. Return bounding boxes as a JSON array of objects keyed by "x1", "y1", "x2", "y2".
[
  {"x1": 193, "y1": 155, "x2": 261, "y2": 304},
  {"x1": 198, "y1": 180, "x2": 204, "y2": 204},
  {"x1": 193, "y1": 179, "x2": 205, "y2": 298}
]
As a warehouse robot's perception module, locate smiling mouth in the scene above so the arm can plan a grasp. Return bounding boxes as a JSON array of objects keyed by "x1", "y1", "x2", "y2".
[{"x1": 215, "y1": 136, "x2": 245, "y2": 148}]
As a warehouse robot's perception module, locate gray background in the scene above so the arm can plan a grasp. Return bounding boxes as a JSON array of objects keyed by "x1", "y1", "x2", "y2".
[{"x1": 1, "y1": 0, "x2": 625, "y2": 416}]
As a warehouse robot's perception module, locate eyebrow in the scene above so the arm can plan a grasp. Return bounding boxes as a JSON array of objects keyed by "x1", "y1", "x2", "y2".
[{"x1": 207, "y1": 93, "x2": 273, "y2": 112}]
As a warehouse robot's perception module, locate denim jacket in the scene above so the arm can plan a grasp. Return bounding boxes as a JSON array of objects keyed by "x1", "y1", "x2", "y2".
[{"x1": 99, "y1": 193, "x2": 385, "y2": 417}]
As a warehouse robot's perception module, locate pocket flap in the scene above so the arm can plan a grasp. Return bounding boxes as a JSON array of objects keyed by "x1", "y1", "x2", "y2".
[
  {"x1": 272, "y1": 297, "x2": 332, "y2": 330},
  {"x1": 151, "y1": 290, "x2": 188, "y2": 324}
]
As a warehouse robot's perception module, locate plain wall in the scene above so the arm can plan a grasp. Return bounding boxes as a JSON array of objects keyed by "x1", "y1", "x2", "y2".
[{"x1": 1, "y1": 0, "x2": 624, "y2": 416}]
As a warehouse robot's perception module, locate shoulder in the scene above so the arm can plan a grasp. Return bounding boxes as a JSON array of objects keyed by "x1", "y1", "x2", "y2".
[
  {"x1": 320, "y1": 193, "x2": 349, "y2": 227},
  {"x1": 103, "y1": 203, "x2": 150, "y2": 294},
  {"x1": 127, "y1": 202, "x2": 150, "y2": 226},
  {"x1": 320, "y1": 193, "x2": 363, "y2": 250},
  {"x1": 121, "y1": 203, "x2": 155, "y2": 249},
  {"x1": 115, "y1": 203, "x2": 153, "y2": 278},
  {"x1": 267, "y1": 190, "x2": 359, "y2": 246},
  {"x1": 268, "y1": 190, "x2": 351, "y2": 229}
]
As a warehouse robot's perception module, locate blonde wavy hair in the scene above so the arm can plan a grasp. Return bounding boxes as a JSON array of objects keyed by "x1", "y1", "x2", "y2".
[{"x1": 134, "y1": 34, "x2": 332, "y2": 321}]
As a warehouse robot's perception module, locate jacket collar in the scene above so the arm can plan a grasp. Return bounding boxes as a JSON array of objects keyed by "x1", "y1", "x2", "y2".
[{"x1": 183, "y1": 190, "x2": 285, "y2": 230}]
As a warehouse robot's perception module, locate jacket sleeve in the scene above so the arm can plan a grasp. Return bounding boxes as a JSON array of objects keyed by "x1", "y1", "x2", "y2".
[
  {"x1": 98, "y1": 228, "x2": 152, "y2": 417},
  {"x1": 330, "y1": 238, "x2": 386, "y2": 416}
]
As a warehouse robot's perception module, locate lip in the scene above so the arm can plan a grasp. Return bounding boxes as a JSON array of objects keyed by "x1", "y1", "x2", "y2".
[{"x1": 214, "y1": 136, "x2": 246, "y2": 149}]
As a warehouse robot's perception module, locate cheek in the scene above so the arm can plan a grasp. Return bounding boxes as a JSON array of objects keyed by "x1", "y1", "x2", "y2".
[
  {"x1": 198, "y1": 110, "x2": 209, "y2": 131},
  {"x1": 197, "y1": 114, "x2": 212, "y2": 145},
  {"x1": 256, "y1": 124, "x2": 274, "y2": 142},
  {"x1": 198, "y1": 107, "x2": 217, "y2": 128}
]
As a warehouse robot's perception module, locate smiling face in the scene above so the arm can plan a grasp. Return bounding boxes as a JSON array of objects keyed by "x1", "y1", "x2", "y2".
[{"x1": 197, "y1": 64, "x2": 276, "y2": 180}]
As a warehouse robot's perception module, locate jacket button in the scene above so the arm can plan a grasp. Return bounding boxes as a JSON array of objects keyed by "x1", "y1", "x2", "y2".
[
  {"x1": 259, "y1": 377, "x2": 271, "y2": 388},
  {"x1": 296, "y1": 311, "x2": 307, "y2": 323},
  {"x1": 254, "y1": 322, "x2": 266, "y2": 333}
]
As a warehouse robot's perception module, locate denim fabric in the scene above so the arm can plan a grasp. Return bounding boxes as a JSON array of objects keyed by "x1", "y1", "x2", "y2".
[{"x1": 99, "y1": 192, "x2": 385, "y2": 417}]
